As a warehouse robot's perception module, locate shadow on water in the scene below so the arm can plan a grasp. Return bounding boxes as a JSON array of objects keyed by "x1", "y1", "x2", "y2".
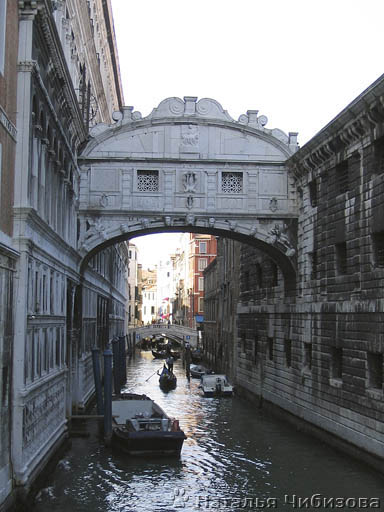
[{"x1": 31, "y1": 350, "x2": 384, "y2": 512}]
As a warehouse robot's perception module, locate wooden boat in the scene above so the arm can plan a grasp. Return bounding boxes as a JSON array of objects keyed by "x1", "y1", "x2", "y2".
[
  {"x1": 152, "y1": 349, "x2": 180, "y2": 360},
  {"x1": 111, "y1": 393, "x2": 186, "y2": 456},
  {"x1": 152, "y1": 349, "x2": 167, "y2": 359},
  {"x1": 158, "y1": 365, "x2": 177, "y2": 390},
  {"x1": 190, "y1": 364, "x2": 210, "y2": 378},
  {"x1": 200, "y1": 374, "x2": 234, "y2": 397}
]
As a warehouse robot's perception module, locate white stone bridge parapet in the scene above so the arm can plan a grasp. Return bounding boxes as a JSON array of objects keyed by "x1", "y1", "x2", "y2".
[
  {"x1": 78, "y1": 97, "x2": 300, "y2": 290},
  {"x1": 129, "y1": 324, "x2": 198, "y2": 347}
]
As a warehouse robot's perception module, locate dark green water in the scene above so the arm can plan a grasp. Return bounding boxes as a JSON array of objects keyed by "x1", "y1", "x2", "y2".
[{"x1": 32, "y1": 351, "x2": 384, "y2": 511}]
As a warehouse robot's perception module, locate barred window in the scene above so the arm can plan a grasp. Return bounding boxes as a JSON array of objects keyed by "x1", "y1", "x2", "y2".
[
  {"x1": 137, "y1": 170, "x2": 159, "y2": 192},
  {"x1": 221, "y1": 172, "x2": 243, "y2": 194}
]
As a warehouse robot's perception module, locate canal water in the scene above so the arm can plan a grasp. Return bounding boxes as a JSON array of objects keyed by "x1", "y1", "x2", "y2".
[{"x1": 32, "y1": 350, "x2": 384, "y2": 512}]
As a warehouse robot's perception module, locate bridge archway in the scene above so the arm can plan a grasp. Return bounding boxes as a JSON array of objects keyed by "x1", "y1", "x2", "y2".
[{"x1": 77, "y1": 97, "x2": 299, "y2": 291}]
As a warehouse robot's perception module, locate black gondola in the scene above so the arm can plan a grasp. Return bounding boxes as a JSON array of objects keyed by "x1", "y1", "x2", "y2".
[{"x1": 158, "y1": 365, "x2": 177, "y2": 390}]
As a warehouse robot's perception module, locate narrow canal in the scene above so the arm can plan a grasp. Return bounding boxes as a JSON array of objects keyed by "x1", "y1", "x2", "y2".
[{"x1": 32, "y1": 350, "x2": 384, "y2": 512}]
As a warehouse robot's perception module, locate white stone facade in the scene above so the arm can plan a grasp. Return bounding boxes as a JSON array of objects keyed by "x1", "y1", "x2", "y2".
[{"x1": 2, "y1": 1, "x2": 126, "y2": 507}]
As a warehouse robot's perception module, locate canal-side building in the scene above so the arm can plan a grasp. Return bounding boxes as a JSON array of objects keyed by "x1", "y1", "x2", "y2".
[
  {"x1": 3, "y1": 0, "x2": 125, "y2": 508},
  {"x1": 0, "y1": 1, "x2": 19, "y2": 508},
  {"x1": 235, "y1": 74, "x2": 384, "y2": 470},
  {"x1": 187, "y1": 234, "x2": 217, "y2": 329},
  {"x1": 127, "y1": 243, "x2": 139, "y2": 328},
  {"x1": 203, "y1": 238, "x2": 241, "y2": 381},
  {"x1": 141, "y1": 267, "x2": 158, "y2": 325}
]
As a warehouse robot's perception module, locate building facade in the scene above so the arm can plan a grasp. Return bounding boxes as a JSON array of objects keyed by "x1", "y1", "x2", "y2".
[
  {"x1": 232, "y1": 75, "x2": 384, "y2": 469},
  {"x1": 141, "y1": 268, "x2": 157, "y2": 325},
  {"x1": 0, "y1": 1, "x2": 127, "y2": 508},
  {"x1": 0, "y1": 0, "x2": 19, "y2": 507},
  {"x1": 204, "y1": 238, "x2": 241, "y2": 381},
  {"x1": 127, "y1": 243, "x2": 139, "y2": 328},
  {"x1": 187, "y1": 234, "x2": 217, "y2": 329}
]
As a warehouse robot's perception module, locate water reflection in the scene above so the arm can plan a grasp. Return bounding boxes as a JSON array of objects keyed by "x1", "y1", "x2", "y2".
[{"x1": 32, "y1": 351, "x2": 384, "y2": 511}]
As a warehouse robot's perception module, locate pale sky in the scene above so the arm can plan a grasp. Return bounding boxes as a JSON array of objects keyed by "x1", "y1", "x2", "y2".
[{"x1": 111, "y1": 0, "x2": 384, "y2": 266}]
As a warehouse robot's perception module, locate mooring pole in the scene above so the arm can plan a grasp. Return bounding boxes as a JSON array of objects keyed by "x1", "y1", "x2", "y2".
[
  {"x1": 111, "y1": 336, "x2": 121, "y2": 396},
  {"x1": 103, "y1": 347, "x2": 113, "y2": 444},
  {"x1": 92, "y1": 347, "x2": 104, "y2": 415}
]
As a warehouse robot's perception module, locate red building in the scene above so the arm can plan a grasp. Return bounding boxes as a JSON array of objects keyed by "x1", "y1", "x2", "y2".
[{"x1": 187, "y1": 234, "x2": 217, "y2": 328}]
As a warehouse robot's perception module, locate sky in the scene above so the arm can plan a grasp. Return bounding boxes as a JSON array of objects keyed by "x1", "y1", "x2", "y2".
[{"x1": 111, "y1": 0, "x2": 384, "y2": 266}]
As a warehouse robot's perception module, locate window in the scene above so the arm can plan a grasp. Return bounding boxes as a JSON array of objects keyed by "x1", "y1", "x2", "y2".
[
  {"x1": 336, "y1": 161, "x2": 349, "y2": 195},
  {"x1": 255, "y1": 263, "x2": 263, "y2": 288},
  {"x1": 367, "y1": 352, "x2": 383, "y2": 389},
  {"x1": 151, "y1": 306, "x2": 155, "y2": 315},
  {"x1": 267, "y1": 337, "x2": 273, "y2": 361},
  {"x1": 335, "y1": 242, "x2": 347, "y2": 275},
  {"x1": 372, "y1": 232, "x2": 384, "y2": 267},
  {"x1": 331, "y1": 347, "x2": 343, "y2": 380},
  {"x1": 198, "y1": 258, "x2": 207, "y2": 271},
  {"x1": 304, "y1": 342, "x2": 312, "y2": 371},
  {"x1": 0, "y1": 0, "x2": 6, "y2": 75},
  {"x1": 222, "y1": 172, "x2": 243, "y2": 194},
  {"x1": 137, "y1": 170, "x2": 159, "y2": 192},
  {"x1": 198, "y1": 277, "x2": 204, "y2": 291},
  {"x1": 198, "y1": 297, "x2": 204, "y2": 312},
  {"x1": 199, "y1": 241, "x2": 207, "y2": 254},
  {"x1": 284, "y1": 339, "x2": 292, "y2": 368},
  {"x1": 308, "y1": 179, "x2": 318, "y2": 207},
  {"x1": 309, "y1": 251, "x2": 318, "y2": 280}
]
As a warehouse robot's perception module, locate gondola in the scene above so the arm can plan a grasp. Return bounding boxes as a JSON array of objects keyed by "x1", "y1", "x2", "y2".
[
  {"x1": 111, "y1": 393, "x2": 186, "y2": 456},
  {"x1": 158, "y1": 365, "x2": 177, "y2": 390},
  {"x1": 152, "y1": 349, "x2": 167, "y2": 359}
]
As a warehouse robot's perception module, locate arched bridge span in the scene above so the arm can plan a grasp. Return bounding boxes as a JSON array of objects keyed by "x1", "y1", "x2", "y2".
[
  {"x1": 77, "y1": 97, "x2": 299, "y2": 289},
  {"x1": 129, "y1": 324, "x2": 198, "y2": 348}
]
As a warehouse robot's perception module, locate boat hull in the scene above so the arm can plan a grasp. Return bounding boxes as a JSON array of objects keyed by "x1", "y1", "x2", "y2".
[{"x1": 112, "y1": 429, "x2": 186, "y2": 456}]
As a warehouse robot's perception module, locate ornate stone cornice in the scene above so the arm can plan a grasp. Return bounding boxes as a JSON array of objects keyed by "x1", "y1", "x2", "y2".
[
  {"x1": 34, "y1": 1, "x2": 87, "y2": 143},
  {"x1": 287, "y1": 76, "x2": 384, "y2": 179}
]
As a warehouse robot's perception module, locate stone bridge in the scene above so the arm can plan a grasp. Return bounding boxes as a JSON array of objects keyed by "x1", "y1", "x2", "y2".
[
  {"x1": 128, "y1": 323, "x2": 199, "y2": 347},
  {"x1": 78, "y1": 97, "x2": 299, "y2": 291}
]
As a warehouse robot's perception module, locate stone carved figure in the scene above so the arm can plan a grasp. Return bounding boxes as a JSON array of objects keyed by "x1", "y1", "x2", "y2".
[
  {"x1": 164, "y1": 216, "x2": 172, "y2": 226},
  {"x1": 186, "y1": 196, "x2": 194, "y2": 209},
  {"x1": 269, "y1": 197, "x2": 278, "y2": 212},
  {"x1": 186, "y1": 214, "x2": 195, "y2": 225},
  {"x1": 183, "y1": 171, "x2": 197, "y2": 193},
  {"x1": 99, "y1": 193, "x2": 108, "y2": 208},
  {"x1": 181, "y1": 124, "x2": 199, "y2": 146},
  {"x1": 267, "y1": 223, "x2": 296, "y2": 257},
  {"x1": 208, "y1": 217, "x2": 215, "y2": 228}
]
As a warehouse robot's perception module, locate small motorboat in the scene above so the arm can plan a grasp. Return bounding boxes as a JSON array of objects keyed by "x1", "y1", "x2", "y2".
[
  {"x1": 158, "y1": 365, "x2": 177, "y2": 390},
  {"x1": 111, "y1": 393, "x2": 186, "y2": 456},
  {"x1": 200, "y1": 374, "x2": 234, "y2": 397},
  {"x1": 190, "y1": 364, "x2": 209, "y2": 379}
]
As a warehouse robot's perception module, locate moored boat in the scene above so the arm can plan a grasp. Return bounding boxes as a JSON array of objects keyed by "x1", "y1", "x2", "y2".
[
  {"x1": 111, "y1": 393, "x2": 186, "y2": 456},
  {"x1": 200, "y1": 374, "x2": 234, "y2": 397},
  {"x1": 190, "y1": 364, "x2": 210, "y2": 378},
  {"x1": 158, "y1": 364, "x2": 177, "y2": 390}
]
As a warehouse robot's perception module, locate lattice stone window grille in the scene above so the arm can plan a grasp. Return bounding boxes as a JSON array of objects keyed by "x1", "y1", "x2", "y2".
[
  {"x1": 137, "y1": 170, "x2": 159, "y2": 192},
  {"x1": 221, "y1": 172, "x2": 243, "y2": 194}
]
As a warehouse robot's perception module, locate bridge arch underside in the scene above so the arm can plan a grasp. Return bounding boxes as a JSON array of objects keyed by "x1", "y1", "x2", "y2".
[{"x1": 79, "y1": 225, "x2": 297, "y2": 295}]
